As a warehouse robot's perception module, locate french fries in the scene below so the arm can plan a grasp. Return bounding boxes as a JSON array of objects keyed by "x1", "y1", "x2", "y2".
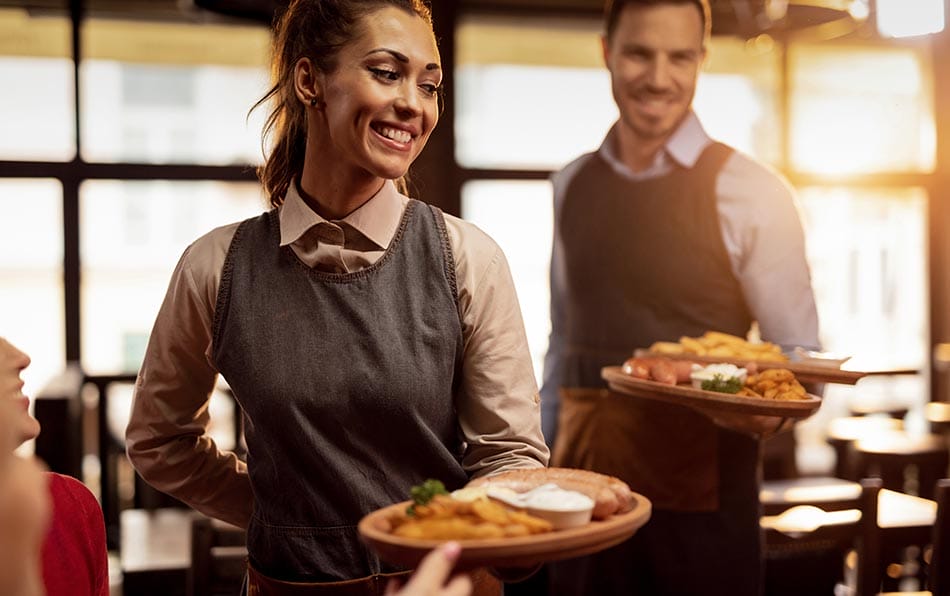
[
  {"x1": 387, "y1": 494, "x2": 553, "y2": 540},
  {"x1": 649, "y1": 330, "x2": 788, "y2": 363}
]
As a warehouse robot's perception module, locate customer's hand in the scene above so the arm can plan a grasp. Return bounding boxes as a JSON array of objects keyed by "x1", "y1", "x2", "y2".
[
  {"x1": 386, "y1": 541, "x2": 472, "y2": 596},
  {"x1": 0, "y1": 453, "x2": 50, "y2": 596}
]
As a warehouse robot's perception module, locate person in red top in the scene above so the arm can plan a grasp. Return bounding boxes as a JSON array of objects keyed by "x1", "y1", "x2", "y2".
[
  {"x1": 0, "y1": 400, "x2": 49, "y2": 596},
  {"x1": 1, "y1": 336, "x2": 109, "y2": 596},
  {"x1": 1, "y1": 332, "x2": 468, "y2": 596}
]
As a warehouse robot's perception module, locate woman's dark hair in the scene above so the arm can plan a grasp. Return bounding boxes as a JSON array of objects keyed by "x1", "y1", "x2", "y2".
[
  {"x1": 252, "y1": 0, "x2": 434, "y2": 207},
  {"x1": 603, "y1": 0, "x2": 710, "y2": 46}
]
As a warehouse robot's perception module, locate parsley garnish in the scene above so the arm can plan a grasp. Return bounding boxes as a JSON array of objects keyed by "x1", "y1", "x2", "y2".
[
  {"x1": 701, "y1": 374, "x2": 743, "y2": 394},
  {"x1": 407, "y1": 479, "x2": 448, "y2": 516}
]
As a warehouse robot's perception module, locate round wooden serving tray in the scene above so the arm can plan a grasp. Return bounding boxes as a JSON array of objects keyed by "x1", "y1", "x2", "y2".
[
  {"x1": 358, "y1": 494, "x2": 652, "y2": 570},
  {"x1": 602, "y1": 366, "x2": 822, "y2": 418},
  {"x1": 632, "y1": 349, "x2": 867, "y2": 385}
]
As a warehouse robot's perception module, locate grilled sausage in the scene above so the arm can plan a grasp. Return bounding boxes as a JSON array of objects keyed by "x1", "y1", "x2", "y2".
[{"x1": 467, "y1": 467, "x2": 635, "y2": 520}]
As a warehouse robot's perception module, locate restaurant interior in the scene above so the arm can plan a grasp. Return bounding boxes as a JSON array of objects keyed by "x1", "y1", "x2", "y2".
[{"x1": 2, "y1": 0, "x2": 950, "y2": 594}]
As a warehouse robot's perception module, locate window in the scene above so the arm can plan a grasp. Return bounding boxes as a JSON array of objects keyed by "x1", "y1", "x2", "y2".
[
  {"x1": 0, "y1": 179, "x2": 65, "y2": 399},
  {"x1": 0, "y1": 9, "x2": 75, "y2": 161},
  {"x1": 80, "y1": 18, "x2": 271, "y2": 165},
  {"x1": 80, "y1": 180, "x2": 265, "y2": 374},
  {"x1": 696, "y1": 36, "x2": 782, "y2": 165},
  {"x1": 790, "y1": 42, "x2": 935, "y2": 174},
  {"x1": 456, "y1": 15, "x2": 612, "y2": 170},
  {"x1": 461, "y1": 180, "x2": 554, "y2": 380},
  {"x1": 798, "y1": 186, "x2": 927, "y2": 370}
]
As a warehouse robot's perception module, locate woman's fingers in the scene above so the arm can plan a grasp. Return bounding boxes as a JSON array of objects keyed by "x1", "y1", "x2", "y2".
[
  {"x1": 404, "y1": 541, "x2": 460, "y2": 590},
  {"x1": 394, "y1": 541, "x2": 470, "y2": 595},
  {"x1": 442, "y1": 575, "x2": 473, "y2": 596}
]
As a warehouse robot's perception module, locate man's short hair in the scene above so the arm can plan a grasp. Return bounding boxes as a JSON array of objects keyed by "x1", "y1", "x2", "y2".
[{"x1": 603, "y1": 0, "x2": 712, "y2": 46}]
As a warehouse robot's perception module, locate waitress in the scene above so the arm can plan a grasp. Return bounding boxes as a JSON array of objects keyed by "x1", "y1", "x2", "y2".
[{"x1": 125, "y1": 0, "x2": 548, "y2": 592}]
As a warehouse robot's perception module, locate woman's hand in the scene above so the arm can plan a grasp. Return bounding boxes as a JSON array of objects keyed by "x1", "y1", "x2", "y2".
[{"x1": 386, "y1": 542, "x2": 472, "y2": 596}]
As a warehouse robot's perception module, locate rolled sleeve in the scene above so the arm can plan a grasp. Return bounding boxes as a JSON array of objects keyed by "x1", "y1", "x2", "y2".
[
  {"x1": 126, "y1": 230, "x2": 253, "y2": 528},
  {"x1": 446, "y1": 217, "x2": 550, "y2": 477},
  {"x1": 718, "y1": 155, "x2": 820, "y2": 350}
]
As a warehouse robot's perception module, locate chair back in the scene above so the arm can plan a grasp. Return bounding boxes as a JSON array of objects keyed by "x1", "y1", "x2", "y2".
[
  {"x1": 188, "y1": 516, "x2": 247, "y2": 596},
  {"x1": 852, "y1": 432, "x2": 949, "y2": 500},
  {"x1": 762, "y1": 477, "x2": 881, "y2": 596},
  {"x1": 860, "y1": 479, "x2": 946, "y2": 595},
  {"x1": 931, "y1": 478, "x2": 950, "y2": 596}
]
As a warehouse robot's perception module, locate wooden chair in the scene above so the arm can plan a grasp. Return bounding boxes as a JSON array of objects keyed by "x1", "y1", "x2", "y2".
[
  {"x1": 187, "y1": 516, "x2": 247, "y2": 596},
  {"x1": 927, "y1": 403, "x2": 950, "y2": 438},
  {"x1": 865, "y1": 479, "x2": 948, "y2": 595},
  {"x1": 762, "y1": 477, "x2": 882, "y2": 596},
  {"x1": 827, "y1": 417, "x2": 904, "y2": 480},
  {"x1": 852, "y1": 432, "x2": 949, "y2": 500},
  {"x1": 930, "y1": 479, "x2": 950, "y2": 596}
]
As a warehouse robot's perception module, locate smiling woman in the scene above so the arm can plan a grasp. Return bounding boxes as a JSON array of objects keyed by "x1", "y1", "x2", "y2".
[
  {"x1": 252, "y1": 0, "x2": 441, "y2": 217},
  {"x1": 124, "y1": 0, "x2": 548, "y2": 592},
  {"x1": 292, "y1": 4, "x2": 443, "y2": 214}
]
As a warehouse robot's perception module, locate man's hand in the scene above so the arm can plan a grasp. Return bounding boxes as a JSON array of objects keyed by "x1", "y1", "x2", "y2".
[{"x1": 709, "y1": 412, "x2": 795, "y2": 438}]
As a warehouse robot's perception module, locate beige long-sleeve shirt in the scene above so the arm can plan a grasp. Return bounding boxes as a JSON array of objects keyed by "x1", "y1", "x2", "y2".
[{"x1": 126, "y1": 181, "x2": 549, "y2": 528}]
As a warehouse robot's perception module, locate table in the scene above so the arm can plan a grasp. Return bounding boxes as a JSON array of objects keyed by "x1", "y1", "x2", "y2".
[
  {"x1": 120, "y1": 508, "x2": 196, "y2": 596},
  {"x1": 760, "y1": 476, "x2": 863, "y2": 516},
  {"x1": 826, "y1": 417, "x2": 905, "y2": 480},
  {"x1": 759, "y1": 486, "x2": 935, "y2": 534},
  {"x1": 926, "y1": 401, "x2": 950, "y2": 435}
]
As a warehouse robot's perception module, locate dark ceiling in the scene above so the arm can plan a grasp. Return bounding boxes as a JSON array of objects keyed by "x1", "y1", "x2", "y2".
[{"x1": 0, "y1": 0, "x2": 863, "y2": 40}]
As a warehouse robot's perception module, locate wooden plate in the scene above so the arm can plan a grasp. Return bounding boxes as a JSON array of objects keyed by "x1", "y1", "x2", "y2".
[
  {"x1": 602, "y1": 366, "x2": 822, "y2": 418},
  {"x1": 632, "y1": 349, "x2": 868, "y2": 385},
  {"x1": 357, "y1": 494, "x2": 652, "y2": 570}
]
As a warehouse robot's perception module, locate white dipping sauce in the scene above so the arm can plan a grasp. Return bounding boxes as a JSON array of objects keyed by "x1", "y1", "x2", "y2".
[
  {"x1": 487, "y1": 483, "x2": 595, "y2": 530},
  {"x1": 524, "y1": 487, "x2": 595, "y2": 512}
]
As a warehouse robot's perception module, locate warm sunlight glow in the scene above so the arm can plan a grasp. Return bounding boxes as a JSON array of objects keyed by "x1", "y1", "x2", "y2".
[
  {"x1": 877, "y1": 0, "x2": 945, "y2": 38},
  {"x1": 790, "y1": 44, "x2": 935, "y2": 175}
]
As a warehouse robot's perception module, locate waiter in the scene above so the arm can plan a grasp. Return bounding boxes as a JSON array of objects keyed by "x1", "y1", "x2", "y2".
[{"x1": 540, "y1": 0, "x2": 820, "y2": 594}]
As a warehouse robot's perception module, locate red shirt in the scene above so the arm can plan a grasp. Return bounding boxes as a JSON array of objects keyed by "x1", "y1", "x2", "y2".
[{"x1": 41, "y1": 473, "x2": 109, "y2": 596}]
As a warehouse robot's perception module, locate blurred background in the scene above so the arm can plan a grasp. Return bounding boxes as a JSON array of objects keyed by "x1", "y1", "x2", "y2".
[{"x1": 1, "y1": 0, "x2": 949, "y2": 591}]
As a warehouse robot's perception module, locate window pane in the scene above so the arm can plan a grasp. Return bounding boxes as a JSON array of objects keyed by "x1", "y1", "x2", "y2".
[
  {"x1": 790, "y1": 43, "x2": 935, "y2": 174},
  {"x1": 695, "y1": 36, "x2": 782, "y2": 166},
  {"x1": 798, "y1": 186, "x2": 927, "y2": 370},
  {"x1": 0, "y1": 9, "x2": 75, "y2": 161},
  {"x1": 455, "y1": 15, "x2": 615, "y2": 170},
  {"x1": 0, "y1": 179, "x2": 65, "y2": 402},
  {"x1": 456, "y1": 16, "x2": 782, "y2": 170},
  {"x1": 795, "y1": 186, "x2": 927, "y2": 473},
  {"x1": 80, "y1": 19, "x2": 271, "y2": 165},
  {"x1": 80, "y1": 180, "x2": 266, "y2": 374},
  {"x1": 461, "y1": 180, "x2": 553, "y2": 382}
]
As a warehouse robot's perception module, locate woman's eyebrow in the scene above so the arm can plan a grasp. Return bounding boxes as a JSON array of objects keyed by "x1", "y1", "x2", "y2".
[{"x1": 366, "y1": 48, "x2": 441, "y2": 71}]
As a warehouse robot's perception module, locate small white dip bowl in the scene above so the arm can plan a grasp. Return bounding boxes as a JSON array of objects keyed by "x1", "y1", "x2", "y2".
[
  {"x1": 487, "y1": 483, "x2": 595, "y2": 530},
  {"x1": 690, "y1": 363, "x2": 747, "y2": 389},
  {"x1": 524, "y1": 488, "x2": 595, "y2": 530}
]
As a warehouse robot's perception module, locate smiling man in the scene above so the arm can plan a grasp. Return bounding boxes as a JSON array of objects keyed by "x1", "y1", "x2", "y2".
[{"x1": 539, "y1": 0, "x2": 820, "y2": 594}]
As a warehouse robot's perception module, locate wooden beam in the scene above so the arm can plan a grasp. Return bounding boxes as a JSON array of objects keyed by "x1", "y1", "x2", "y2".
[{"x1": 930, "y1": 0, "x2": 950, "y2": 402}]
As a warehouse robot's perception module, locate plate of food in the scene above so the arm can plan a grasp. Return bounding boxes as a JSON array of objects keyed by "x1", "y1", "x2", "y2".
[
  {"x1": 358, "y1": 469, "x2": 652, "y2": 570},
  {"x1": 602, "y1": 363, "x2": 822, "y2": 418},
  {"x1": 640, "y1": 331, "x2": 866, "y2": 385}
]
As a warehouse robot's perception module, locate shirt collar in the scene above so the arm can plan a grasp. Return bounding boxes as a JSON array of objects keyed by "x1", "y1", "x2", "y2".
[
  {"x1": 599, "y1": 110, "x2": 712, "y2": 174},
  {"x1": 279, "y1": 179, "x2": 408, "y2": 249},
  {"x1": 665, "y1": 111, "x2": 711, "y2": 168}
]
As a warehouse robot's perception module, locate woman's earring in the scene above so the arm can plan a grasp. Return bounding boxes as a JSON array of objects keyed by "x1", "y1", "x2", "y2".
[{"x1": 310, "y1": 97, "x2": 317, "y2": 107}]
